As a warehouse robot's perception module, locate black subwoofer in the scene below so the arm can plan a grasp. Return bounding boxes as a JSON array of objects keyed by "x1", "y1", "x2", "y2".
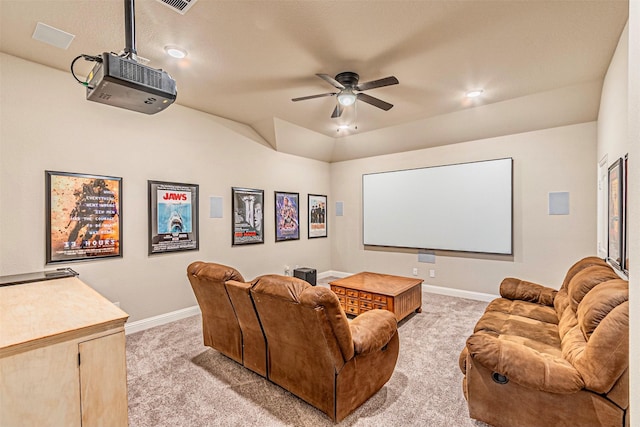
[{"x1": 293, "y1": 267, "x2": 316, "y2": 286}]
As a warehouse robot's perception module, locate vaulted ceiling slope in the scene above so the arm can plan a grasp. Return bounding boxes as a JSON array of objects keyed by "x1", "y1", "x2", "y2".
[{"x1": 0, "y1": 0, "x2": 628, "y2": 162}]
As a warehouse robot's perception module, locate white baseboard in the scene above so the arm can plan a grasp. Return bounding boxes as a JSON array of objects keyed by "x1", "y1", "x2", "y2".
[
  {"x1": 125, "y1": 305, "x2": 201, "y2": 335},
  {"x1": 422, "y1": 283, "x2": 498, "y2": 302},
  {"x1": 318, "y1": 270, "x2": 351, "y2": 279},
  {"x1": 124, "y1": 276, "x2": 495, "y2": 335},
  {"x1": 320, "y1": 270, "x2": 497, "y2": 302}
]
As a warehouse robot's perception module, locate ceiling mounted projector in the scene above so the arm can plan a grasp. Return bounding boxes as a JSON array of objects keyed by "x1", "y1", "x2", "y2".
[
  {"x1": 71, "y1": 0, "x2": 177, "y2": 114},
  {"x1": 85, "y1": 52, "x2": 176, "y2": 114}
]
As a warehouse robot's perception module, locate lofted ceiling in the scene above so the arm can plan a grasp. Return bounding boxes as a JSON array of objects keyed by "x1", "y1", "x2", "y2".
[{"x1": 0, "y1": 0, "x2": 629, "y2": 162}]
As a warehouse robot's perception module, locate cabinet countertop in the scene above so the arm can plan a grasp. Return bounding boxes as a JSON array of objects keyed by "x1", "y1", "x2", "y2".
[{"x1": 0, "y1": 277, "x2": 129, "y2": 355}]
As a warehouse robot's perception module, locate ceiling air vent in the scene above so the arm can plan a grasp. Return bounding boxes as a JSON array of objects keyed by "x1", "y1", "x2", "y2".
[{"x1": 155, "y1": 0, "x2": 197, "y2": 14}]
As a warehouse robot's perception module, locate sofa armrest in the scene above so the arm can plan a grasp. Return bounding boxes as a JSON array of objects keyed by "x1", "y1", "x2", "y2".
[
  {"x1": 500, "y1": 278, "x2": 557, "y2": 306},
  {"x1": 349, "y1": 309, "x2": 397, "y2": 355},
  {"x1": 466, "y1": 333, "x2": 584, "y2": 393}
]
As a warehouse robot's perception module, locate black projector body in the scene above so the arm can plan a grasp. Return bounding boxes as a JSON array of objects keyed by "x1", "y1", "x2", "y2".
[{"x1": 86, "y1": 52, "x2": 177, "y2": 115}]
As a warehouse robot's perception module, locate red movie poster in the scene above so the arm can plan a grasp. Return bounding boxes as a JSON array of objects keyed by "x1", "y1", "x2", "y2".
[{"x1": 47, "y1": 171, "x2": 122, "y2": 263}]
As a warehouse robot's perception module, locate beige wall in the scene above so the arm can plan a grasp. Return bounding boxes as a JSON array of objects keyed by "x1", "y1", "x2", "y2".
[
  {"x1": 597, "y1": 23, "x2": 629, "y2": 259},
  {"x1": 0, "y1": 53, "x2": 331, "y2": 322},
  {"x1": 609, "y1": 12, "x2": 639, "y2": 422},
  {"x1": 330, "y1": 122, "x2": 597, "y2": 296}
]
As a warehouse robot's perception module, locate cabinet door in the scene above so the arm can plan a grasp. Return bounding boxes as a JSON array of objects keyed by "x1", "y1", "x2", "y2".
[
  {"x1": 0, "y1": 340, "x2": 81, "y2": 427},
  {"x1": 79, "y1": 331, "x2": 128, "y2": 427}
]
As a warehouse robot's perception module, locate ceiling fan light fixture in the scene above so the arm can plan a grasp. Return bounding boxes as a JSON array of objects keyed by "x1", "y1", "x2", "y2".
[
  {"x1": 465, "y1": 89, "x2": 484, "y2": 98},
  {"x1": 337, "y1": 90, "x2": 357, "y2": 106}
]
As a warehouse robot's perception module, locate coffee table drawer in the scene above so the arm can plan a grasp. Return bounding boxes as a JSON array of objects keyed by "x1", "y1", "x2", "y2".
[
  {"x1": 359, "y1": 291, "x2": 372, "y2": 300},
  {"x1": 331, "y1": 286, "x2": 345, "y2": 295},
  {"x1": 359, "y1": 301, "x2": 373, "y2": 311},
  {"x1": 345, "y1": 304, "x2": 359, "y2": 315},
  {"x1": 373, "y1": 294, "x2": 387, "y2": 304},
  {"x1": 346, "y1": 289, "x2": 359, "y2": 298},
  {"x1": 347, "y1": 297, "x2": 358, "y2": 306}
]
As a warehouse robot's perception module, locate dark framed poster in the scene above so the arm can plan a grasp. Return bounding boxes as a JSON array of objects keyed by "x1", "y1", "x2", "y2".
[
  {"x1": 148, "y1": 180, "x2": 199, "y2": 255},
  {"x1": 232, "y1": 187, "x2": 264, "y2": 245},
  {"x1": 308, "y1": 194, "x2": 327, "y2": 238},
  {"x1": 607, "y1": 158, "x2": 624, "y2": 270},
  {"x1": 46, "y1": 171, "x2": 122, "y2": 263},
  {"x1": 275, "y1": 191, "x2": 299, "y2": 241},
  {"x1": 623, "y1": 154, "x2": 629, "y2": 273}
]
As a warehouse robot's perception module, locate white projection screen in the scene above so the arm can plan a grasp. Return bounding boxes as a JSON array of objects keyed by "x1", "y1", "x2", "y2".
[{"x1": 362, "y1": 158, "x2": 513, "y2": 254}]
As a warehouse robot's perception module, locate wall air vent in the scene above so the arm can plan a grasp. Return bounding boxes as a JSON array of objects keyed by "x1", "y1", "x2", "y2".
[{"x1": 155, "y1": 0, "x2": 197, "y2": 14}]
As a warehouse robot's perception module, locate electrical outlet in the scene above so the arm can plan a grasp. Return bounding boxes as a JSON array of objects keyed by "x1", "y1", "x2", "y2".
[
  {"x1": 412, "y1": 267, "x2": 418, "y2": 276},
  {"x1": 284, "y1": 265, "x2": 290, "y2": 276},
  {"x1": 113, "y1": 301, "x2": 120, "y2": 308},
  {"x1": 429, "y1": 269, "x2": 435, "y2": 278}
]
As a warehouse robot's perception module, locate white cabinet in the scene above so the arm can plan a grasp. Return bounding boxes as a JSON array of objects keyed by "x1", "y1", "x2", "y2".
[{"x1": 0, "y1": 277, "x2": 129, "y2": 427}]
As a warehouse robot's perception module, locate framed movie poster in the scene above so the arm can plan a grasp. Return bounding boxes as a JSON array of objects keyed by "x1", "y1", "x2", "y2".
[
  {"x1": 232, "y1": 187, "x2": 264, "y2": 245},
  {"x1": 308, "y1": 194, "x2": 327, "y2": 238},
  {"x1": 607, "y1": 158, "x2": 624, "y2": 270},
  {"x1": 46, "y1": 171, "x2": 122, "y2": 263},
  {"x1": 275, "y1": 191, "x2": 299, "y2": 241},
  {"x1": 623, "y1": 154, "x2": 629, "y2": 273},
  {"x1": 148, "y1": 180, "x2": 199, "y2": 255}
]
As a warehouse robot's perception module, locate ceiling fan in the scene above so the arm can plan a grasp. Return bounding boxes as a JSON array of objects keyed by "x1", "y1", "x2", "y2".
[{"x1": 292, "y1": 72, "x2": 399, "y2": 118}]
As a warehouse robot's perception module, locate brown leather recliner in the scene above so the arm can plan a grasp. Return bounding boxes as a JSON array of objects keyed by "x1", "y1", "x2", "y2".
[
  {"x1": 225, "y1": 276, "x2": 267, "y2": 376},
  {"x1": 248, "y1": 274, "x2": 399, "y2": 422},
  {"x1": 187, "y1": 261, "x2": 268, "y2": 376},
  {"x1": 188, "y1": 262, "x2": 400, "y2": 422},
  {"x1": 187, "y1": 261, "x2": 245, "y2": 364},
  {"x1": 459, "y1": 257, "x2": 629, "y2": 427}
]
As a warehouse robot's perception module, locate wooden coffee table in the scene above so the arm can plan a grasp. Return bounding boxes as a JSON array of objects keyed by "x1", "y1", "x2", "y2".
[{"x1": 329, "y1": 272, "x2": 423, "y2": 321}]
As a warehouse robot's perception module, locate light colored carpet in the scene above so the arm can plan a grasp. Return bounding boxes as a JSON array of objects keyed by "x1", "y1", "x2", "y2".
[{"x1": 126, "y1": 281, "x2": 490, "y2": 426}]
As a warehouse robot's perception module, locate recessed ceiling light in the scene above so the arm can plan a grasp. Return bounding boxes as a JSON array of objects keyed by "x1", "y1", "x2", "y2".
[
  {"x1": 465, "y1": 89, "x2": 484, "y2": 98},
  {"x1": 164, "y1": 45, "x2": 187, "y2": 59}
]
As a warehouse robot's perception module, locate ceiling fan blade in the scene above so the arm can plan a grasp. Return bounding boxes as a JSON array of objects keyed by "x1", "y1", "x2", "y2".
[
  {"x1": 316, "y1": 73, "x2": 345, "y2": 90},
  {"x1": 291, "y1": 92, "x2": 336, "y2": 102},
  {"x1": 331, "y1": 104, "x2": 343, "y2": 118},
  {"x1": 356, "y1": 76, "x2": 399, "y2": 91},
  {"x1": 357, "y1": 93, "x2": 394, "y2": 111}
]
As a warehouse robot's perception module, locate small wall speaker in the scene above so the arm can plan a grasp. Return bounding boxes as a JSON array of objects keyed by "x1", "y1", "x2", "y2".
[
  {"x1": 418, "y1": 250, "x2": 436, "y2": 264},
  {"x1": 548, "y1": 192, "x2": 570, "y2": 215},
  {"x1": 209, "y1": 196, "x2": 223, "y2": 218},
  {"x1": 336, "y1": 201, "x2": 344, "y2": 216}
]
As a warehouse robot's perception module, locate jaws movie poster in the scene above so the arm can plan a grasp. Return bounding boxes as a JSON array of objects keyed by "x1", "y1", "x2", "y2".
[{"x1": 148, "y1": 181, "x2": 199, "y2": 254}]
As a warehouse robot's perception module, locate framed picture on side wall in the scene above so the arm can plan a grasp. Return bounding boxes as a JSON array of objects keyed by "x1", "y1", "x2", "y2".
[
  {"x1": 232, "y1": 187, "x2": 264, "y2": 245},
  {"x1": 308, "y1": 194, "x2": 327, "y2": 238},
  {"x1": 275, "y1": 191, "x2": 299, "y2": 241},
  {"x1": 607, "y1": 158, "x2": 624, "y2": 270},
  {"x1": 46, "y1": 170, "x2": 122, "y2": 263},
  {"x1": 148, "y1": 180, "x2": 199, "y2": 255},
  {"x1": 623, "y1": 153, "x2": 629, "y2": 273}
]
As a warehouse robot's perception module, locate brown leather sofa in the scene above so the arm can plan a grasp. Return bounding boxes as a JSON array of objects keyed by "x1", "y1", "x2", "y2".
[
  {"x1": 459, "y1": 257, "x2": 629, "y2": 427},
  {"x1": 187, "y1": 262, "x2": 400, "y2": 422}
]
